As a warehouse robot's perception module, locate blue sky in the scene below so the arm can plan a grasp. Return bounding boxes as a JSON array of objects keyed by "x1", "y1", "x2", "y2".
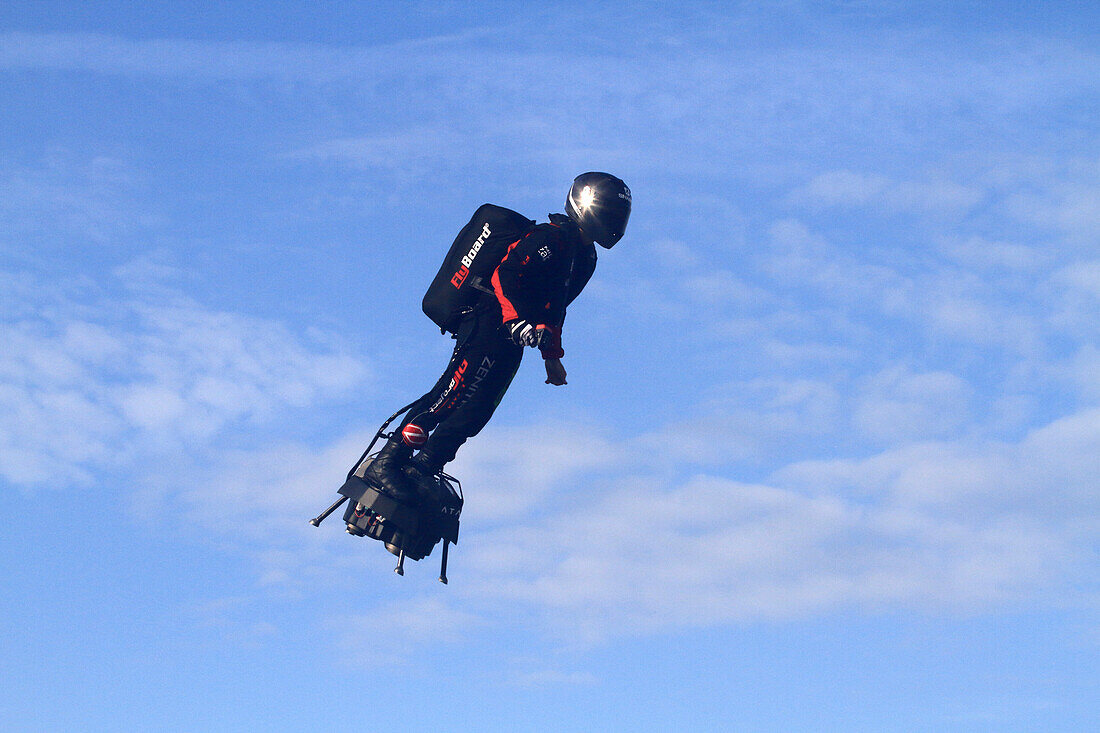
[{"x1": 2, "y1": 1, "x2": 1099, "y2": 730}]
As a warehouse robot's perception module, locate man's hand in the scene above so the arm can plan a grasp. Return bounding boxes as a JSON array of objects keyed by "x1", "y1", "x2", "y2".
[
  {"x1": 544, "y1": 358, "x2": 567, "y2": 386},
  {"x1": 503, "y1": 319, "x2": 548, "y2": 348}
]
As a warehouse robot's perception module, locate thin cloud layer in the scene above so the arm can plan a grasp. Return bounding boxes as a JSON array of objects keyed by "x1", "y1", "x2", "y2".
[
  {"x1": 451, "y1": 408, "x2": 1097, "y2": 642},
  {"x1": 4, "y1": 27, "x2": 1097, "y2": 179},
  {"x1": 2, "y1": 7, "x2": 1098, "y2": 674},
  {"x1": 0, "y1": 264, "x2": 368, "y2": 487}
]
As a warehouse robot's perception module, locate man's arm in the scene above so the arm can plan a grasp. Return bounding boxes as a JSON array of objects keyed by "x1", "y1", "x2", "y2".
[
  {"x1": 491, "y1": 231, "x2": 561, "y2": 347},
  {"x1": 490, "y1": 232, "x2": 540, "y2": 323},
  {"x1": 491, "y1": 230, "x2": 570, "y2": 386}
]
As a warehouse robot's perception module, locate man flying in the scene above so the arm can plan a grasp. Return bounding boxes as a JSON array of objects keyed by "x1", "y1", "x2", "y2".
[{"x1": 364, "y1": 172, "x2": 632, "y2": 504}]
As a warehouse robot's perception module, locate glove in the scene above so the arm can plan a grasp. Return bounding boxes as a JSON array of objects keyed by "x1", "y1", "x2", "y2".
[{"x1": 503, "y1": 319, "x2": 547, "y2": 348}]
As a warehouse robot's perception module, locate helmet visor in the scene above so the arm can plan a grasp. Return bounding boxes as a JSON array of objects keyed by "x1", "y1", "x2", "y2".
[{"x1": 594, "y1": 202, "x2": 629, "y2": 248}]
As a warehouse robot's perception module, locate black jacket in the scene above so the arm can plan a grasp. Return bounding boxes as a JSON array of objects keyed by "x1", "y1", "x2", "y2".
[{"x1": 488, "y1": 213, "x2": 597, "y2": 359}]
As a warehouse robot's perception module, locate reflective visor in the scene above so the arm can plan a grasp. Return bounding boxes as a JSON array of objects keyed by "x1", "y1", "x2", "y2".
[{"x1": 596, "y1": 196, "x2": 630, "y2": 246}]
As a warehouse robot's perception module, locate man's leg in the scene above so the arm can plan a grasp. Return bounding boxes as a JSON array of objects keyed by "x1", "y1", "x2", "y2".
[
  {"x1": 364, "y1": 317, "x2": 479, "y2": 502},
  {"x1": 406, "y1": 312, "x2": 523, "y2": 476},
  {"x1": 396, "y1": 314, "x2": 485, "y2": 439}
]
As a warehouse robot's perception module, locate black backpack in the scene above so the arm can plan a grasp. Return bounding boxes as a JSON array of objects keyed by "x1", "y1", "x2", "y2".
[{"x1": 422, "y1": 204, "x2": 535, "y2": 332}]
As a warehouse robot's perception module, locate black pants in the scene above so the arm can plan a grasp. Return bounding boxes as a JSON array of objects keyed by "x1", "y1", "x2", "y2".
[{"x1": 398, "y1": 306, "x2": 523, "y2": 464}]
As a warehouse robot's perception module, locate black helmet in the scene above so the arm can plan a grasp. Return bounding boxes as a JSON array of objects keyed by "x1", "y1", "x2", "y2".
[{"x1": 565, "y1": 172, "x2": 631, "y2": 248}]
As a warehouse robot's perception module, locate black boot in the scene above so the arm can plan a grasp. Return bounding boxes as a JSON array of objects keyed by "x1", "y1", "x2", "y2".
[
  {"x1": 403, "y1": 449, "x2": 447, "y2": 501},
  {"x1": 364, "y1": 437, "x2": 417, "y2": 505},
  {"x1": 404, "y1": 449, "x2": 446, "y2": 480}
]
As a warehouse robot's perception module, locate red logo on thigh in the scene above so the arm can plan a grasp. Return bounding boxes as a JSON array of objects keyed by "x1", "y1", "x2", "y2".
[{"x1": 401, "y1": 423, "x2": 428, "y2": 446}]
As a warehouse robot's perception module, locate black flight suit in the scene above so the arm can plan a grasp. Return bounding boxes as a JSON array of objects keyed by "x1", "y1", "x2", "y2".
[{"x1": 399, "y1": 212, "x2": 597, "y2": 467}]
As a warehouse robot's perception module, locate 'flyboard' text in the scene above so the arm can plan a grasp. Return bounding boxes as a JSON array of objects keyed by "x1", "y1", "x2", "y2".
[{"x1": 451, "y1": 222, "x2": 492, "y2": 288}]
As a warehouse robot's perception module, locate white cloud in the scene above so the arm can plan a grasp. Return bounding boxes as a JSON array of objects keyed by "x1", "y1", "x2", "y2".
[
  {"x1": 636, "y1": 375, "x2": 844, "y2": 465},
  {"x1": 507, "y1": 669, "x2": 598, "y2": 688},
  {"x1": 5, "y1": 19, "x2": 1097, "y2": 661},
  {"x1": 176, "y1": 430, "x2": 374, "y2": 538},
  {"x1": 0, "y1": 153, "x2": 158, "y2": 248},
  {"x1": 329, "y1": 597, "x2": 484, "y2": 666},
  {"x1": 853, "y1": 366, "x2": 973, "y2": 444},
  {"x1": 760, "y1": 337, "x2": 861, "y2": 366},
  {"x1": 285, "y1": 128, "x2": 468, "y2": 170},
  {"x1": 644, "y1": 239, "x2": 702, "y2": 270},
  {"x1": 1063, "y1": 345, "x2": 1100, "y2": 402},
  {"x1": 448, "y1": 423, "x2": 625, "y2": 523},
  {"x1": 763, "y1": 219, "x2": 910, "y2": 309},
  {"x1": 798, "y1": 169, "x2": 891, "y2": 206},
  {"x1": 779, "y1": 408, "x2": 1100, "y2": 517},
  {"x1": 0, "y1": 30, "x2": 491, "y2": 81},
  {"x1": 0, "y1": 266, "x2": 369, "y2": 489},
  {"x1": 152, "y1": 380, "x2": 1099, "y2": 650},
  {"x1": 939, "y1": 235, "x2": 1045, "y2": 272},
  {"x1": 683, "y1": 270, "x2": 769, "y2": 307},
  {"x1": 925, "y1": 286, "x2": 1042, "y2": 354},
  {"x1": 1054, "y1": 259, "x2": 1100, "y2": 300},
  {"x1": 440, "y1": 403, "x2": 1099, "y2": 642},
  {"x1": 795, "y1": 170, "x2": 984, "y2": 214},
  {"x1": 191, "y1": 595, "x2": 281, "y2": 647},
  {"x1": 458, "y1": 470, "x2": 1075, "y2": 643},
  {"x1": 1005, "y1": 175, "x2": 1100, "y2": 245},
  {"x1": 4, "y1": 27, "x2": 1096, "y2": 186}
]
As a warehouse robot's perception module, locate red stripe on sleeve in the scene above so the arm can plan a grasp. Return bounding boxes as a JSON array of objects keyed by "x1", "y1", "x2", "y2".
[{"x1": 491, "y1": 237, "x2": 525, "y2": 323}]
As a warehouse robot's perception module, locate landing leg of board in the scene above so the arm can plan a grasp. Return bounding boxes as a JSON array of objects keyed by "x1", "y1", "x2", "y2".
[
  {"x1": 394, "y1": 543, "x2": 407, "y2": 576},
  {"x1": 309, "y1": 495, "x2": 348, "y2": 527},
  {"x1": 438, "y1": 540, "x2": 450, "y2": 584}
]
